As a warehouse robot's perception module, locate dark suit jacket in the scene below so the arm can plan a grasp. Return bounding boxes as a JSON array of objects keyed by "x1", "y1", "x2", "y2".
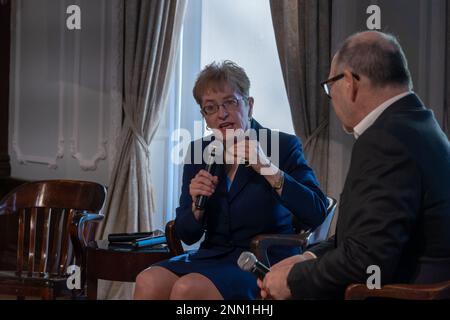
[
  {"x1": 287, "y1": 93, "x2": 450, "y2": 299},
  {"x1": 174, "y1": 120, "x2": 328, "y2": 264}
]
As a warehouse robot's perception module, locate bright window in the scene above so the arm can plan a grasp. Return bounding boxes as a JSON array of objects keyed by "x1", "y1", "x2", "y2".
[
  {"x1": 151, "y1": 0, "x2": 293, "y2": 230},
  {"x1": 201, "y1": 0, "x2": 293, "y2": 134}
]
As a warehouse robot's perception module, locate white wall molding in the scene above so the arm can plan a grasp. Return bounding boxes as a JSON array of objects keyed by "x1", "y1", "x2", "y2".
[
  {"x1": 9, "y1": 0, "x2": 122, "y2": 184},
  {"x1": 70, "y1": 0, "x2": 108, "y2": 171},
  {"x1": 12, "y1": 0, "x2": 65, "y2": 169}
]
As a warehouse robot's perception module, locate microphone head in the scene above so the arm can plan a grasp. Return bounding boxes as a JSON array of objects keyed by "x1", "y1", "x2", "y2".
[
  {"x1": 208, "y1": 140, "x2": 223, "y2": 154},
  {"x1": 205, "y1": 141, "x2": 223, "y2": 164},
  {"x1": 237, "y1": 251, "x2": 258, "y2": 272}
]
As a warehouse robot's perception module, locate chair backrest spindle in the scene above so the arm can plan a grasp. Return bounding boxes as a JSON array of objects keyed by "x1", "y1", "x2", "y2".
[
  {"x1": 27, "y1": 208, "x2": 38, "y2": 275},
  {"x1": 48, "y1": 209, "x2": 62, "y2": 274},
  {"x1": 17, "y1": 210, "x2": 25, "y2": 274},
  {"x1": 38, "y1": 208, "x2": 51, "y2": 274},
  {"x1": 58, "y1": 209, "x2": 74, "y2": 275}
]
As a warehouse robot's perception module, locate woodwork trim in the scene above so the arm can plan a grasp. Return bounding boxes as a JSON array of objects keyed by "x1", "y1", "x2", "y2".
[{"x1": 0, "y1": 0, "x2": 11, "y2": 177}]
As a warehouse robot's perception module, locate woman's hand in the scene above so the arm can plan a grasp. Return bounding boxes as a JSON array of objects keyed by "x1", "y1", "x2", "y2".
[
  {"x1": 227, "y1": 137, "x2": 272, "y2": 174},
  {"x1": 227, "y1": 137, "x2": 283, "y2": 193},
  {"x1": 189, "y1": 169, "x2": 219, "y2": 220}
]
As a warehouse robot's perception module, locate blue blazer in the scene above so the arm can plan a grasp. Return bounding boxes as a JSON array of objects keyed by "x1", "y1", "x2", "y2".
[{"x1": 174, "y1": 120, "x2": 328, "y2": 264}]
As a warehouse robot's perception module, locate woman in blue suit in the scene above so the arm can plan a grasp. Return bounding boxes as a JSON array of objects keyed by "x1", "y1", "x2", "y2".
[{"x1": 134, "y1": 60, "x2": 328, "y2": 300}]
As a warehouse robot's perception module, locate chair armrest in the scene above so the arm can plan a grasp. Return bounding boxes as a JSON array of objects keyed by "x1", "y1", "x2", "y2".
[
  {"x1": 69, "y1": 212, "x2": 104, "y2": 265},
  {"x1": 165, "y1": 220, "x2": 184, "y2": 256},
  {"x1": 251, "y1": 233, "x2": 308, "y2": 266},
  {"x1": 345, "y1": 281, "x2": 450, "y2": 300},
  {"x1": 69, "y1": 212, "x2": 103, "y2": 295},
  {"x1": 70, "y1": 212, "x2": 104, "y2": 246}
]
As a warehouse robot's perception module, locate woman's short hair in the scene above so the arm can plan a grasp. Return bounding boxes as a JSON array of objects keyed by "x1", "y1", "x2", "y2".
[{"x1": 193, "y1": 60, "x2": 250, "y2": 105}]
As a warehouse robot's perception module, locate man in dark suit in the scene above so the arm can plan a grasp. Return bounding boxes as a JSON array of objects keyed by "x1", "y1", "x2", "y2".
[{"x1": 258, "y1": 31, "x2": 450, "y2": 299}]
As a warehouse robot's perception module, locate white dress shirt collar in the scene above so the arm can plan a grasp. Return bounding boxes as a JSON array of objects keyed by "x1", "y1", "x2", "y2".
[{"x1": 353, "y1": 91, "x2": 412, "y2": 139}]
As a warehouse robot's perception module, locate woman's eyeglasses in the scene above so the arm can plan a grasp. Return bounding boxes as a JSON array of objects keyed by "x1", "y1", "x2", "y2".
[{"x1": 201, "y1": 97, "x2": 247, "y2": 116}]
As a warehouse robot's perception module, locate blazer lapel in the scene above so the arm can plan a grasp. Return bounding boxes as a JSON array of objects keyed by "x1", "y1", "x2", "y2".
[
  {"x1": 214, "y1": 163, "x2": 228, "y2": 196},
  {"x1": 222, "y1": 119, "x2": 267, "y2": 202},
  {"x1": 227, "y1": 164, "x2": 257, "y2": 203}
]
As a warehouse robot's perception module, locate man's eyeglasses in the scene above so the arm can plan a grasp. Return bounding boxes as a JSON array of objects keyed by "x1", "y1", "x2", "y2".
[
  {"x1": 201, "y1": 97, "x2": 247, "y2": 116},
  {"x1": 320, "y1": 72, "x2": 360, "y2": 99}
]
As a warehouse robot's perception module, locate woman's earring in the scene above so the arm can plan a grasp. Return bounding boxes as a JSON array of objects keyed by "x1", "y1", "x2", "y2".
[{"x1": 206, "y1": 125, "x2": 211, "y2": 131}]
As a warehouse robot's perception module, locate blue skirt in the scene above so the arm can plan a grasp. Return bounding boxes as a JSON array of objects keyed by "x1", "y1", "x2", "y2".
[{"x1": 153, "y1": 248, "x2": 258, "y2": 300}]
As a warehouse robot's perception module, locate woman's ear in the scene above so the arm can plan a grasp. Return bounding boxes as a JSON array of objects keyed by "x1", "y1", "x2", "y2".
[{"x1": 247, "y1": 97, "x2": 254, "y2": 118}]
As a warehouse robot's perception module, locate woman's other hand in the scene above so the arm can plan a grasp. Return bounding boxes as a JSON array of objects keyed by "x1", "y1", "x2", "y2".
[{"x1": 189, "y1": 169, "x2": 219, "y2": 220}]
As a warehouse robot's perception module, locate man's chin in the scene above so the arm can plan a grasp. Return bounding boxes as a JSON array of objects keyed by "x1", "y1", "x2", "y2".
[{"x1": 342, "y1": 124, "x2": 354, "y2": 134}]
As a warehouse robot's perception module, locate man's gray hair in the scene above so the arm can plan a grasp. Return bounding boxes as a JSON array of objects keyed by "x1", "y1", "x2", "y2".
[{"x1": 336, "y1": 31, "x2": 413, "y2": 90}]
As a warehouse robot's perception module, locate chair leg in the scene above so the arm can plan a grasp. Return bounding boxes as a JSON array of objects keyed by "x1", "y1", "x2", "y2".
[{"x1": 42, "y1": 288, "x2": 55, "y2": 300}]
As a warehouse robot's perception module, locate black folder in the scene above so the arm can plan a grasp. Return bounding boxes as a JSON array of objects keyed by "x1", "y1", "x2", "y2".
[
  {"x1": 107, "y1": 230, "x2": 167, "y2": 249},
  {"x1": 108, "y1": 229, "x2": 164, "y2": 243}
]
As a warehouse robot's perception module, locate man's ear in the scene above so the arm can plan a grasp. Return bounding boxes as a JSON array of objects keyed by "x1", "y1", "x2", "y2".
[{"x1": 343, "y1": 70, "x2": 358, "y2": 102}]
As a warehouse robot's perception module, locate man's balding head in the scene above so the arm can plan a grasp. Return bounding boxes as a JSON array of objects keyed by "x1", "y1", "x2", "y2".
[{"x1": 335, "y1": 31, "x2": 412, "y2": 90}]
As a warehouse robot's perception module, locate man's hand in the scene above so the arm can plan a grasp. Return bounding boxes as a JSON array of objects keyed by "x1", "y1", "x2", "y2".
[
  {"x1": 257, "y1": 252, "x2": 317, "y2": 299},
  {"x1": 271, "y1": 251, "x2": 317, "y2": 270},
  {"x1": 258, "y1": 264, "x2": 293, "y2": 300}
]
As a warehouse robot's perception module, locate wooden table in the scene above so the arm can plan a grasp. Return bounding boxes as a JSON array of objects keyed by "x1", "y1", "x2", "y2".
[{"x1": 86, "y1": 240, "x2": 172, "y2": 300}]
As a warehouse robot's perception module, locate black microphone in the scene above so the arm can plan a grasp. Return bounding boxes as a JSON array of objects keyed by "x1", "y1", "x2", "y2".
[
  {"x1": 237, "y1": 251, "x2": 270, "y2": 279},
  {"x1": 195, "y1": 145, "x2": 218, "y2": 210}
]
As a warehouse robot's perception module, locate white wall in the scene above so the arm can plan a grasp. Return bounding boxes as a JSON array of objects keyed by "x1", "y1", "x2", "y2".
[{"x1": 201, "y1": 0, "x2": 294, "y2": 134}]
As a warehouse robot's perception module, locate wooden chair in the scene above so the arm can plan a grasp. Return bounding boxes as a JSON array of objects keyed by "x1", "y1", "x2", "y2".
[
  {"x1": 345, "y1": 281, "x2": 450, "y2": 300},
  {"x1": 0, "y1": 180, "x2": 106, "y2": 299},
  {"x1": 165, "y1": 197, "x2": 338, "y2": 262},
  {"x1": 251, "y1": 196, "x2": 338, "y2": 266},
  {"x1": 165, "y1": 219, "x2": 184, "y2": 256},
  {"x1": 345, "y1": 257, "x2": 450, "y2": 300}
]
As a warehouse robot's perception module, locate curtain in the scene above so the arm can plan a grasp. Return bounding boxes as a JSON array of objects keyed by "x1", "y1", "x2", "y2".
[
  {"x1": 97, "y1": 0, "x2": 186, "y2": 300},
  {"x1": 444, "y1": 0, "x2": 450, "y2": 139},
  {"x1": 270, "y1": 0, "x2": 332, "y2": 191}
]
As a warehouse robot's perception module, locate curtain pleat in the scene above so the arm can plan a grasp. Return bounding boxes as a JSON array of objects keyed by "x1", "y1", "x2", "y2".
[
  {"x1": 97, "y1": 0, "x2": 186, "y2": 300},
  {"x1": 270, "y1": 0, "x2": 332, "y2": 191}
]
